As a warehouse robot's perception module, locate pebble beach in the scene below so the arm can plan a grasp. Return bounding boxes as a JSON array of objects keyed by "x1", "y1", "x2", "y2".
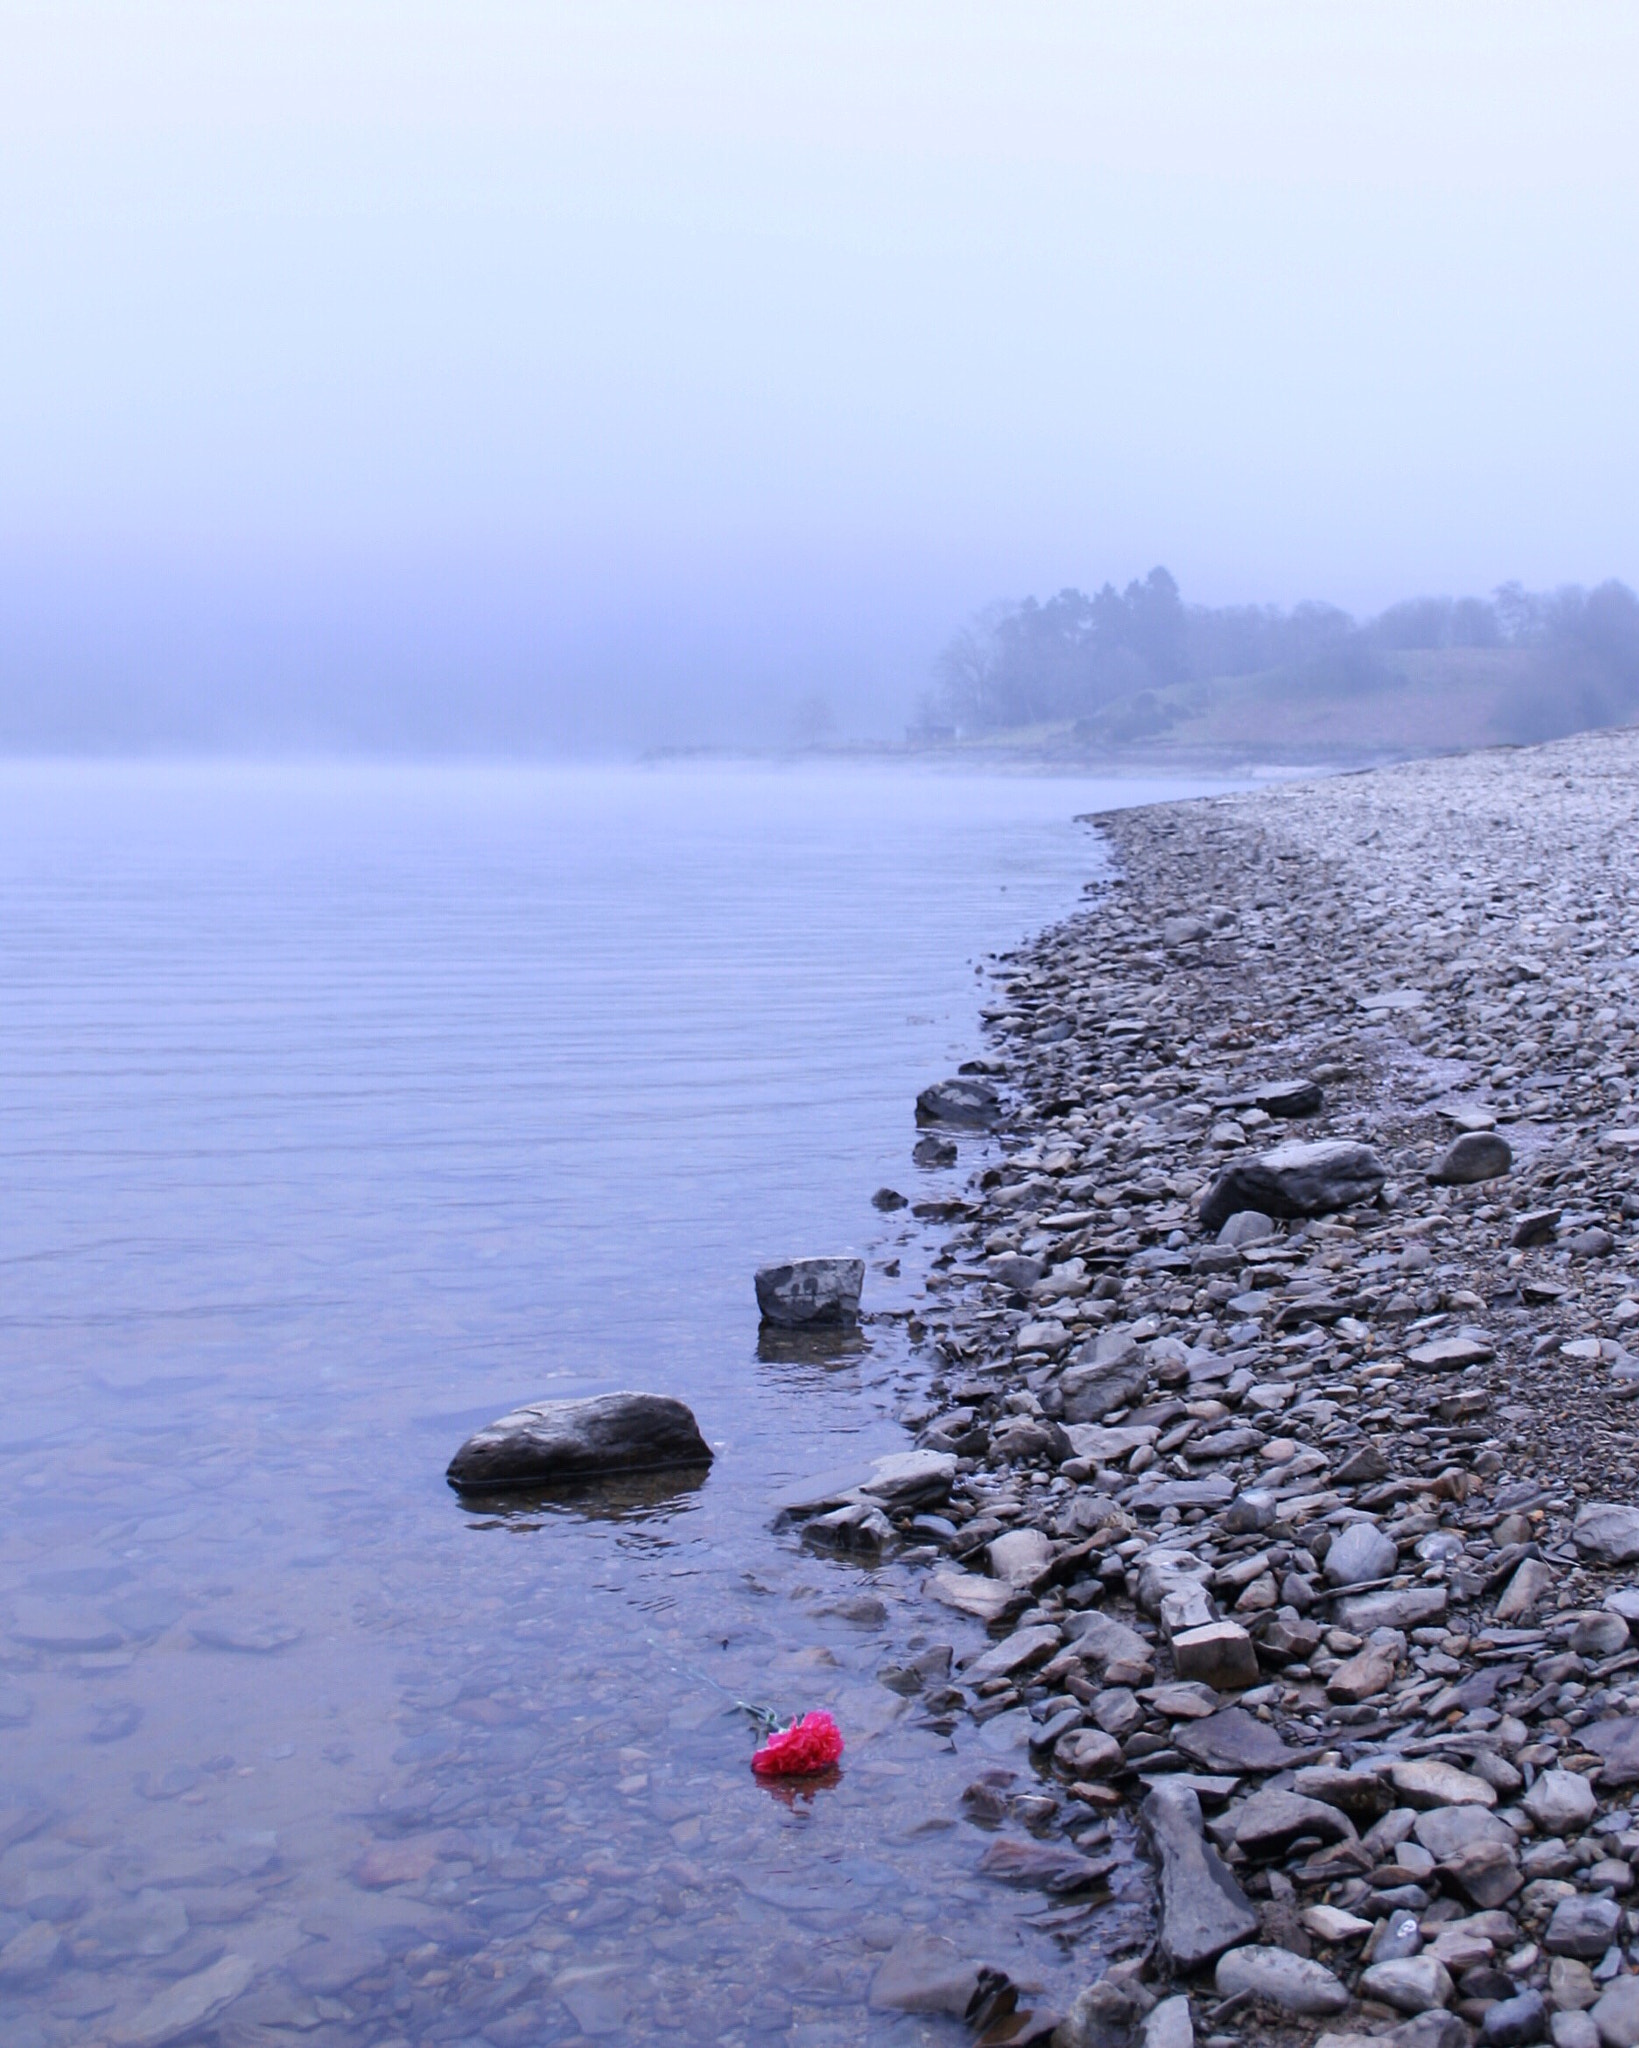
[{"x1": 864, "y1": 728, "x2": 1639, "y2": 2047}]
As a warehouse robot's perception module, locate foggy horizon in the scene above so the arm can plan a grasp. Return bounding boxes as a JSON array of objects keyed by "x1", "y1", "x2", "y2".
[{"x1": 4, "y1": 4, "x2": 1638, "y2": 751}]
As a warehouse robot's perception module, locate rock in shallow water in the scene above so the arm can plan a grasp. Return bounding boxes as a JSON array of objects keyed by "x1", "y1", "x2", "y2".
[
  {"x1": 446, "y1": 1392, "x2": 713, "y2": 1490},
  {"x1": 916, "y1": 1076, "x2": 1001, "y2": 1127},
  {"x1": 754, "y1": 1255, "x2": 864, "y2": 1327},
  {"x1": 867, "y1": 1929, "x2": 996, "y2": 2014}
]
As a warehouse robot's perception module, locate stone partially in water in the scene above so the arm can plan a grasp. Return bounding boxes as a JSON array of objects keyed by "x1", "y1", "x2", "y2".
[
  {"x1": 867, "y1": 1929, "x2": 993, "y2": 2014},
  {"x1": 754, "y1": 1256, "x2": 865, "y2": 1327},
  {"x1": 916, "y1": 1076, "x2": 1001, "y2": 1127},
  {"x1": 446, "y1": 1392, "x2": 713, "y2": 1490}
]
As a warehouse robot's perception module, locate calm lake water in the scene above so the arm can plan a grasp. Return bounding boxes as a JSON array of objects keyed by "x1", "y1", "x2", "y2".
[{"x1": 0, "y1": 759, "x2": 1231, "y2": 2048}]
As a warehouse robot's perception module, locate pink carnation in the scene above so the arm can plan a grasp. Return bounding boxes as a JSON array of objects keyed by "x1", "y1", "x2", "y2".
[{"x1": 750, "y1": 1710, "x2": 844, "y2": 1776}]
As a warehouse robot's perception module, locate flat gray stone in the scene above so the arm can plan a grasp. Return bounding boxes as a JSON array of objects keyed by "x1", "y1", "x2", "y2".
[
  {"x1": 1293, "y1": 1765, "x2": 1397, "y2": 1821},
  {"x1": 1334, "y1": 1586, "x2": 1448, "y2": 1634},
  {"x1": 965, "y1": 1624, "x2": 1061, "y2": 1683},
  {"x1": 9, "y1": 1598, "x2": 124, "y2": 1653},
  {"x1": 1413, "y1": 1805, "x2": 1513, "y2": 1860},
  {"x1": 0, "y1": 1919, "x2": 61, "y2": 1986},
  {"x1": 924, "y1": 1570, "x2": 1016, "y2": 1625},
  {"x1": 1172, "y1": 1621, "x2": 1259, "y2": 1690},
  {"x1": 1439, "y1": 1836, "x2": 1522, "y2": 1908},
  {"x1": 988, "y1": 1529, "x2": 1055, "y2": 1588},
  {"x1": 1409, "y1": 1336, "x2": 1495, "y2": 1370},
  {"x1": 1132, "y1": 1474, "x2": 1236, "y2": 1512},
  {"x1": 1142, "y1": 1780, "x2": 1260, "y2": 1972},
  {"x1": 1175, "y1": 1708, "x2": 1302, "y2": 1776},
  {"x1": 1233, "y1": 1788, "x2": 1357, "y2": 1856},
  {"x1": 775, "y1": 1448, "x2": 956, "y2": 1522},
  {"x1": 1574, "y1": 1503, "x2": 1639, "y2": 1565},
  {"x1": 1214, "y1": 1944, "x2": 1350, "y2": 2017},
  {"x1": 447, "y1": 1391, "x2": 713, "y2": 1489},
  {"x1": 1390, "y1": 1758, "x2": 1497, "y2": 1809},
  {"x1": 1219, "y1": 1209, "x2": 1276, "y2": 1246},
  {"x1": 1198, "y1": 1139, "x2": 1386, "y2": 1235}
]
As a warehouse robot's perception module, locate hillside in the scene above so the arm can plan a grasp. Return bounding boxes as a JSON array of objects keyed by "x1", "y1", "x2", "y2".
[{"x1": 915, "y1": 647, "x2": 1633, "y2": 770}]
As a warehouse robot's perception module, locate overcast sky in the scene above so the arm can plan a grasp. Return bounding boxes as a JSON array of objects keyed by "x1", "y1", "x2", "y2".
[{"x1": 3, "y1": 2, "x2": 1637, "y2": 746}]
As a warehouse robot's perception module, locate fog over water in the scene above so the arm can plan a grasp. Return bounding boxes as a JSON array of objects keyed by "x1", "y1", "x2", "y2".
[{"x1": 2, "y1": 5, "x2": 1637, "y2": 749}]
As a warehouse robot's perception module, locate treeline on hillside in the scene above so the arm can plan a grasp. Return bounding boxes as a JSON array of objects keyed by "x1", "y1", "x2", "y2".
[{"x1": 929, "y1": 568, "x2": 1639, "y2": 742}]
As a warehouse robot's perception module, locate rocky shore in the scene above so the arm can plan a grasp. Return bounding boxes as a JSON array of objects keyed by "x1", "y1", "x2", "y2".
[{"x1": 868, "y1": 730, "x2": 1639, "y2": 2047}]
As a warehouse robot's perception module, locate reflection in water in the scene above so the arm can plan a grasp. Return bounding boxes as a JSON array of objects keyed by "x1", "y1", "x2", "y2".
[
  {"x1": 755, "y1": 1324, "x2": 874, "y2": 1368},
  {"x1": 0, "y1": 761, "x2": 1227, "y2": 2044},
  {"x1": 453, "y1": 1466, "x2": 714, "y2": 1523}
]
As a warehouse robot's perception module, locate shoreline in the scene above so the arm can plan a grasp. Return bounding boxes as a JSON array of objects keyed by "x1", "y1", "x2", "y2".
[{"x1": 875, "y1": 728, "x2": 1639, "y2": 2044}]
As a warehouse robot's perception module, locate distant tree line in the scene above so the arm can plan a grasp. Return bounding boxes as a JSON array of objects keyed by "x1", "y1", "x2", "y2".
[{"x1": 929, "y1": 568, "x2": 1639, "y2": 741}]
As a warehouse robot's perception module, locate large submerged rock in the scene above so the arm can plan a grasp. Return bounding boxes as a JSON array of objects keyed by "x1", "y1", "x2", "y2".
[
  {"x1": 1198, "y1": 1138, "x2": 1386, "y2": 1234},
  {"x1": 447, "y1": 1393, "x2": 712, "y2": 1491},
  {"x1": 754, "y1": 1257, "x2": 864, "y2": 1328}
]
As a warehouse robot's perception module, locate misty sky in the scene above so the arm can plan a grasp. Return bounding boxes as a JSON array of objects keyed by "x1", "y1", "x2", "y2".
[{"x1": 3, "y1": 3, "x2": 1638, "y2": 747}]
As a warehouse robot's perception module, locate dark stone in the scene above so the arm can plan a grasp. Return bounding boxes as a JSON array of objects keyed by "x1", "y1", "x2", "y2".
[
  {"x1": 1430, "y1": 1132, "x2": 1513, "y2": 1186},
  {"x1": 913, "y1": 1134, "x2": 958, "y2": 1167},
  {"x1": 1174, "y1": 1708, "x2": 1303, "y2": 1775},
  {"x1": 916, "y1": 1077, "x2": 1001, "y2": 1127},
  {"x1": 1141, "y1": 1779, "x2": 1261, "y2": 1971},
  {"x1": 755, "y1": 1256, "x2": 864, "y2": 1326},
  {"x1": 871, "y1": 1187, "x2": 907, "y2": 1211},
  {"x1": 447, "y1": 1393, "x2": 713, "y2": 1491},
  {"x1": 1199, "y1": 1139, "x2": 1387, "y2": 1235},
  {"x1": 1248, "y1": 1078, "x2": 1325, "y2": 1119},
  {"x1": 1477, "y1": 1989, "x2": 1547, "y2": 2046}
]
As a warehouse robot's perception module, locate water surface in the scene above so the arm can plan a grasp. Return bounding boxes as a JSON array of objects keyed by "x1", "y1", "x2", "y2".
[{"x1": 0, "y1": 759, "x2": 1230, "y2": 2047}]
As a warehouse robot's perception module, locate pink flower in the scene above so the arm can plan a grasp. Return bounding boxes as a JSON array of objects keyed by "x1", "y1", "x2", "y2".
[{"x1": 750, "y1": 1710, "x2": 844, "y2": 1776}]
